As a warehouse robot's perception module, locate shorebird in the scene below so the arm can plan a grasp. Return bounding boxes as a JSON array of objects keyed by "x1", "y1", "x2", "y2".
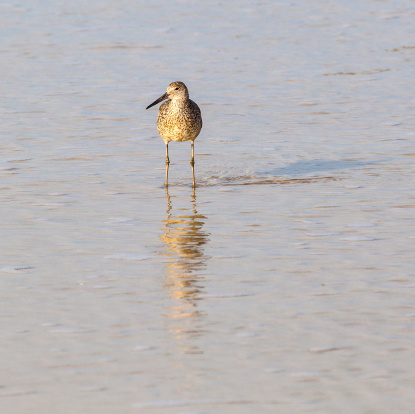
[{"x1": 146, "y1": 81, "x2": 202, "y2": 187}]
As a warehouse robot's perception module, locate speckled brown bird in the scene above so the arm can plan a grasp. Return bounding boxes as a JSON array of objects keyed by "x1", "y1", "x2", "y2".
[{"x1": 146, "y1": 81, "x2": 202, "y2": 187}]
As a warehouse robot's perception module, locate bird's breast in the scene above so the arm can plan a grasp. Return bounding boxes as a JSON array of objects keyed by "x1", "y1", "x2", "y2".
[{"x1": 157, "y1": 101, "x2": 202, "y2": 143}]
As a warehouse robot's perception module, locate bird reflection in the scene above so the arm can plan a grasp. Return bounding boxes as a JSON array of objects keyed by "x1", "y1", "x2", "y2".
[{"x1": 160, "y1": 188, "x2": 209, "y2": 352}]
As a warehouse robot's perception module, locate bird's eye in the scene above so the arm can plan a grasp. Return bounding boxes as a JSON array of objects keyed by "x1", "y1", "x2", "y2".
[{"x1": 175, "y1": 87, "x2": 179, "y2": 90}]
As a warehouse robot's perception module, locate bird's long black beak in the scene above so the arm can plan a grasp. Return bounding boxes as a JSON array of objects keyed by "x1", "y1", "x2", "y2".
[{"x1": 146, "y1": 92, "x2": 168, "y2": 110}]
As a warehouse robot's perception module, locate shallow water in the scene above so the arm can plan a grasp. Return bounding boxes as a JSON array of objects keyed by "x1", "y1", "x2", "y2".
[{"x1": 1, "y1": 0, "x2": 415, "y2": 413}]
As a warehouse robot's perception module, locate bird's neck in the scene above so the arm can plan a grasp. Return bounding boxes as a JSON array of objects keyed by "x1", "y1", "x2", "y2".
[{"x1": 170, "y1": 97, "x2": 188, "y2": 108}]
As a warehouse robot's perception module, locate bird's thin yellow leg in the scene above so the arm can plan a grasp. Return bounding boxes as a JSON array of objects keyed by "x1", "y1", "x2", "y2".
[
  {"x1": 165, "y1": 143, "x2": 170, "y2": 187},
  {"x1": 190, "y1": 141, "x2": 195, "y2": 188}
]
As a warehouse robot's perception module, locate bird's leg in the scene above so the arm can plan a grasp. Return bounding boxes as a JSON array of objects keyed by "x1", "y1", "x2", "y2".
[
  {"x1": 165, "y1": 143, "x2": 170, "y2": 187},
  {"x1": 190, "y1": 141, "x2": 195, "y2": 188}
]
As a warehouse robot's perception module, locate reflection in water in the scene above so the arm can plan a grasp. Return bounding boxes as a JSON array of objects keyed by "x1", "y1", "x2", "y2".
[{"x1": 160, "y1": 188, "x2": 209, "y2": 352}]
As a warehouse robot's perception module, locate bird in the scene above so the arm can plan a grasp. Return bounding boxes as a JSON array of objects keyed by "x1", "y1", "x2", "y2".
[{"x1": 146, "y1": 81, "x2": 202, "y2": 188}]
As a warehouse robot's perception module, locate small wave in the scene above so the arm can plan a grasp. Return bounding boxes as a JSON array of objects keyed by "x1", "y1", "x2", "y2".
[
  {"x1": 0, "y1": 265, "x2": 33, "y2": 273},
  {"x1": 105, "y1": 253, "x2": 153, "y2": 261}
]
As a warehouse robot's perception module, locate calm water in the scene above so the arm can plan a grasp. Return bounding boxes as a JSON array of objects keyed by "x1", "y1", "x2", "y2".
[{"x1": 1, "y1": 0, "x2": 415, "y2": 413}]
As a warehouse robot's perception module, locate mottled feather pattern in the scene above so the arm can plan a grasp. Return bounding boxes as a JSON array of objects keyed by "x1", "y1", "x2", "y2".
[{"x1": 157, "y1": 99, "x2": 202, "y2": 143}]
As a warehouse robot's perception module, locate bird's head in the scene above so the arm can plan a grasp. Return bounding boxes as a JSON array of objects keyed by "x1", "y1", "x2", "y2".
[{"x1": 146, "y1": 81, "x2": 189, "y2": 109}]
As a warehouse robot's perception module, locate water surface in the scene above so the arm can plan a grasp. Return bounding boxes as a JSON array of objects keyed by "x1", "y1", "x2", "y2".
[{"x1": 1, "y1": 0, "x2": 415, "y2": 413}]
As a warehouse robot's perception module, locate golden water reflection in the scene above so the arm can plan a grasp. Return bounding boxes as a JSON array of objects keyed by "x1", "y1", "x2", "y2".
[{"x1": 160, "y1": 189, "x2": 210, "y2": 328}]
